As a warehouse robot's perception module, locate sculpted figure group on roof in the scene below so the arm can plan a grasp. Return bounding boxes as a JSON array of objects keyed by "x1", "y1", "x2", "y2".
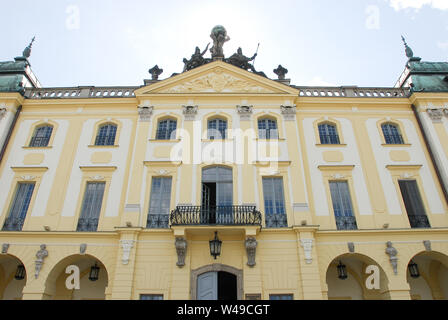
[{"x1": 182, "y1": 25, "x2": 266, "y2": 77}]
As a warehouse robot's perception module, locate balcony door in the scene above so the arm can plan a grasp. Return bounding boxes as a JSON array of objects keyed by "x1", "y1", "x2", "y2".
[{"x1": 201, "y1": 166, "x2": 233, "y2": 224}]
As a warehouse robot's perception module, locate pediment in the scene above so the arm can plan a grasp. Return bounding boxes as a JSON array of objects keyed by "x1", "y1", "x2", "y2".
[{"x1": 135, "y1": 61, "x2": 298, "y2": 96}]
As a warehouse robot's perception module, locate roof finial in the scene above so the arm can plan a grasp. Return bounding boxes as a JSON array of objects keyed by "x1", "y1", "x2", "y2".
[
  {"x1": 401, "y1": 35, "x2": 414, "y2": 59},
  {"x1": 22, "y1": 36, "x2": 36, "y2": 59}
]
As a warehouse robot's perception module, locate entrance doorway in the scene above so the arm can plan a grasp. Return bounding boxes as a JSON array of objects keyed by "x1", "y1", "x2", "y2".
[{"x1": 197, "y1": 271, "x2": 237, "y2": 300}]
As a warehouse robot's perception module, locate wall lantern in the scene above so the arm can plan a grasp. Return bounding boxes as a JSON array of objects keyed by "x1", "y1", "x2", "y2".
[
  {"x1": 408, "y1": 260, "x2": 420, "y2": 278},
  {"x1": 209, "y1": 231, "x2": 222, "y2": 260},
  {"x1": 89, "y1": 263, "x2": 100, "y2": 281},
  {"x1": 337, "y1": 261, "x2": 348, "y2": 280},
  {"x1": 14, "y1": 264, "x2": 26, "y2": 280}
]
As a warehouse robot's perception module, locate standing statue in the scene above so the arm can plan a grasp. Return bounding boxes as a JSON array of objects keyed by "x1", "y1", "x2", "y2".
[
  {"x1": 385, "y1": 241, "x2": 398, "y2": 275},
  {"x1": 210, "y1": 25, "x2": 230, "y2": 59},
  {"x1": 183, "y1": 43, "x2": 210, "y2": 72}
]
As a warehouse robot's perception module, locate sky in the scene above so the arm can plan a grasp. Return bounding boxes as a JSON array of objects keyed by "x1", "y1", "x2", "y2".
[{"x1": 0, "y1": 0, "x2": 447, "y2": 88}]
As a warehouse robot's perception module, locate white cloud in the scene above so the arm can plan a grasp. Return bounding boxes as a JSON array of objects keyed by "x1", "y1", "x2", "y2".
[
  {"x1": 304, "y1": 77, "x2": 337, "y2": 87},
  {"x1": 388, "y1": 0, "x2": 448, "y2": 11},
  {"x1": 437, "y1": 41, "x2": 448, "y2": 49}
]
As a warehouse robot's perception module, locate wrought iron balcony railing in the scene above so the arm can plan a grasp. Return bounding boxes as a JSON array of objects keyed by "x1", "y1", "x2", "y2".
[
  {"x1": 408, "y1": 214, "x2": 431, "y2": 228},
  {"x1": 335, "y1": 216, "x2": 358, "y2": 230},
  {"x1": 170, "y1": 205, "x2": 262, "y2": 226},
  {"x1": 76, "y1": 218, "x2": 99, "y2": 232},
  {"x1": 2, "y1": 217, "x2": 26, "y2": 231}
]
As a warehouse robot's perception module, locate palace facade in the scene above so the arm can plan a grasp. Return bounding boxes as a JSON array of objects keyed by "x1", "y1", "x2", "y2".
[{"x1": 0, "y1": 30, "x2": 447, "y2": 300}]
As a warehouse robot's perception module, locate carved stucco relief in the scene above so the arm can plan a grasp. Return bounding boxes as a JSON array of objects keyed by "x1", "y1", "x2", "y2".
[{"x1": 160, "y1": 71, "x2": 273, "y2": 94}]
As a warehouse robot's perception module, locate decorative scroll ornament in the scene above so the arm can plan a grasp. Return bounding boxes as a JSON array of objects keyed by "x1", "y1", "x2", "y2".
[
  {"x1": 245, "y1": 237, "x2": 258, "y2": 267},
  {"x1": 35, "y1": 244, "x2": 48, "y2": 279},
  {"x1": 236, "y1": 105, "x2": 253, "y2": 121},
  {"x1": 1, "y1": 243, "x2": 9, "y2": 254},
  {"x1": 182, "y1": 105, "x2": 198, "y2": 120},
  {"x1": 427, "y1": 109, "x2": 444, "y2": 123},
  {"x1": 137, "y1": 105, "x2": 154, "y2": 122},
  {"x1": 80, "y1": 243, "x2": 87, "y2": 255},
  {"x1": 400, "y1": 173, "x2": 412, "y2": 179},
  {"x1": 300, "y1": 239, "x2": 314, "y2": 264},
  {"x1": 162, "y1": 71, "x2": 272, "y2": 94},
  {"x1": 120, "y1": 240, "x2": 134, "y2": 265},
  {"x1": 175, "y1": 237, "x2": 187, "y2": 267},
  {"x1": 280, "y1": 105, "x2": 297, "y2": 121},
  {"x1": 347, "y1": 242, "x2": 355, "y2": 253},
  {"x1": 385, "y1": 241, "x2": 398, "y2": 275},
  {"x1": 21, "y1": 175, "x2": 36, "y2": 181},
  {"x1": 423, "y1": 240, "x2": 431, "y2": 252},
  {"x1": 331, "y1": 174, "x2": 345, "y2": 180},
  {"x1": 90, "y1": 175, "x2": 105, "y2": 181},
  {"x1": 154, "y1": 169, "x2": 171, "y2": 176}
]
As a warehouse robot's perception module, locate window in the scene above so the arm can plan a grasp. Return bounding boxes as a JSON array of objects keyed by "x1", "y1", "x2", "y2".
[
  {"x1": 95, "y1": 124, "x2": 117, "y2": 146},
  {"x1": 398, "y1": 180, "x2": 430, "y2": 228},
  {"x1": 208, "y1": 118, "x2": 227, "y2": 140},
  {"x1": 262, "y1": 177, "x2": 287, "y2": 228},
  {"x1": 381, "y1": 123, "x2": 404, "y2": 144},
  {"x1": 140, "y1": 294, "x2": 163, "y2": 300},
  {"x1": 147, "y1": 177, "x2": 172, "y2": 228},
  {"x1": 77, "y1": 182, "x2": 105, "y2": 232},
  {"x1": 318, "y1": 123, "x2": 340, "y2": 144},
  {"x1": 329, "y1": 181, "x2": 357, "y2": 230},
  {"x1": 2, "y1": 182, "x2": 35, "y2": 231},
  {"x1": 269, "y1": 294, "x2": 293, "y2": 300},
  {"x1": 156, "y1": 119, "x2": 177, "y2": 140},
  {"x1": 29, "y1": 125, "x2": 53, "y2": 147},
  {"x1": 258, "y1": 118, "x2": 278, "y2": 139}
]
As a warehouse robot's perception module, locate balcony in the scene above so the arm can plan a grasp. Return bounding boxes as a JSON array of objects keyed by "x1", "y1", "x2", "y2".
[
  {"x1": 335, "y1": 216, "x2": 358, "y2": 230},
  {"x1": 408, "y1": 214, "x2": 431, "y2": 228},
  {"x1": 170, "y1": 205, "x2": 262, "y2": 226},
  {"x1": 2, "y1": 217, "x2": 25, "y2": 231}
]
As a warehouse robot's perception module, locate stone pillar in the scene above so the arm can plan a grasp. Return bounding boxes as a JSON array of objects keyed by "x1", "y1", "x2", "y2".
[
  {"x1": 110, "y1": 229, "x2": 140, "y2": 300},
  {"x1": 123, "y1": 104, "x2": 152, "y2": 226},
  {"x1": 22, "y1": 282, "x2": 52, "y2": 300},
  {"x1": 236, "y1": 105, "x2": 257, "y2": 206},
  {"x1": 170, "y1": 229, "x2": 190, "y2": 299},
  {"x1": 243, "y1": 228, "x2": 262, "y2": 299},
  {"x1": 294, "y1": 227, "x2": 323, "y2": 299},
  {"x1": 419, "y1": 107, "x2": 448, "y2": 199},
  {"x1": 282, "y1": 104, "x2": 312, "y2": 225},
  {"x1": 381, "y1": 274, "x2": 411, "y2": 300}
]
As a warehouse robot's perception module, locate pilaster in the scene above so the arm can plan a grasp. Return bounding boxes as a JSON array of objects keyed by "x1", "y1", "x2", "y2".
[
  {"x1": 110, "y1": 229, "x2": 140, "y2": 300},
  {"x1": 294, "y1": 227, "x2": 323, "y2": 299}
]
